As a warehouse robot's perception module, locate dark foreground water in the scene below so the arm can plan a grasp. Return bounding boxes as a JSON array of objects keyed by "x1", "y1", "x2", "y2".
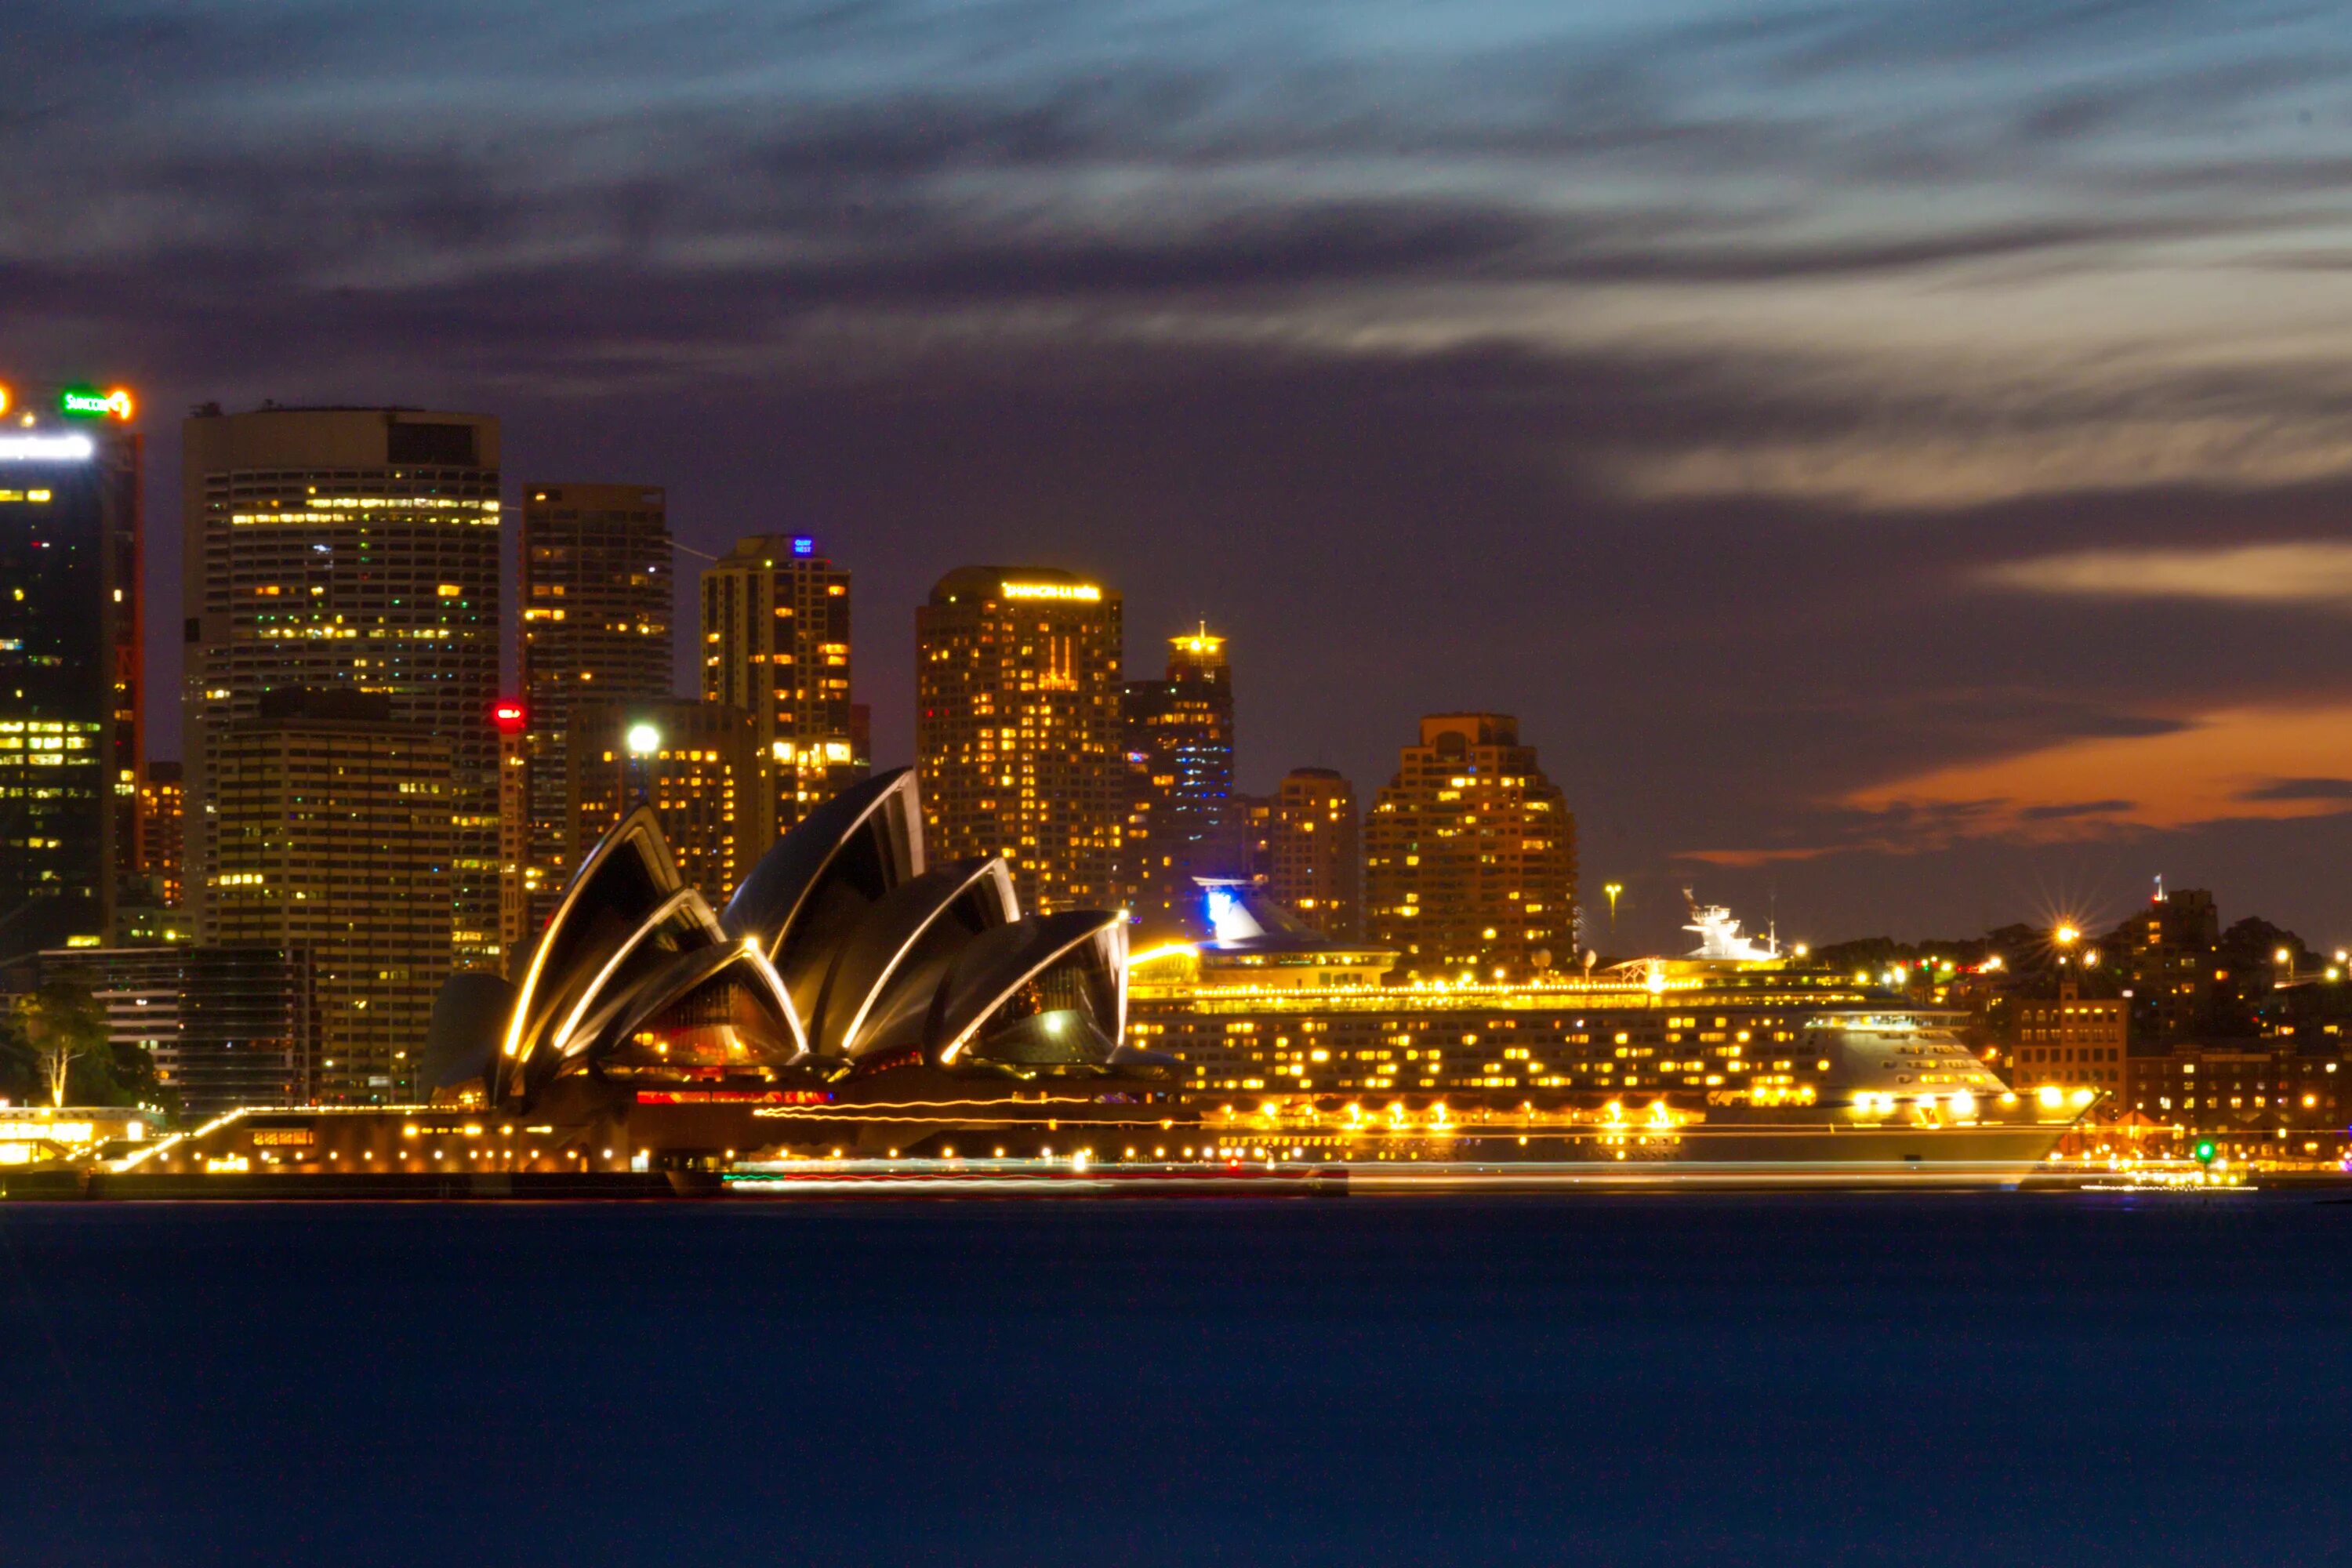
[{"x1": 4, "y1": 1191, "x2": 2349, "y2": 1566}]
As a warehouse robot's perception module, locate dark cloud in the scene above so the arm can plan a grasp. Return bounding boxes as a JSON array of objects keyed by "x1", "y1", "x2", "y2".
[
  {"x1": 2241, "y1": 778, "x2": 2352, "y2": 803},
  {"x1": 2019, "y1": 799, "x2": 2138, "y2": 822}
]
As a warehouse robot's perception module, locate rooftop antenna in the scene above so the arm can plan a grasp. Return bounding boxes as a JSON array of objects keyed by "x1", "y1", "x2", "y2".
[{"x1": 2154, "y1": 874, "x2": 2166, "y2": 903}]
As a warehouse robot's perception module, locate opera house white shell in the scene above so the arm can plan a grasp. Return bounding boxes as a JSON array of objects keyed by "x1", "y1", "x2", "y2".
[{"x1": 424, "y1": 768, "x2": 1135, "y2": 1110}]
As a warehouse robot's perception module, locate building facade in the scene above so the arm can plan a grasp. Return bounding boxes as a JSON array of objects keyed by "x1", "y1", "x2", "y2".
[
  {"x1": 2111, "y1": 887, "x2": 2220, "y2": 1043},
  {"x1": 701, "y1": 534, "x2": 861, "y2": 839},
  {"x1": 2125, "y1": 1043, "x2": 2347, "y2": 1154},
  {"x1": 2008, "y1": 979, "x2": 2128, "y2": 1105},
  {"x1": 1269, "y1": 768, "x2": 1360, "y2": 939},
  {"x1": 1, "y1": 405, "x2": 140, "y2": 959},
  {"x1": 518, "y1": 483, "x2": 672, "y2": 924},
  {"x1": 1122, "y1": 628, "x2": 1236, "y2": 939},
  {"x1": 176, "y1": 946, "x2": 317, "y2": 1114},
  {"x1": 136, "y1": 760, "x2": 183, "y2": 909},
  {"x1": 494, "y1": 701, "x2": 530, "y2": 960},
  {"x1": 35, "y1": 942, "x2": 314, "y2": 1115},
  {"x1": 1364, "y1": 714, "x2": 1577, "y2": 982},
  {"x1": 181, "y1": 406, "x2": 500, "y2": 968},
  {"x1": 916, "y1": 567, "x2": 1123, "y2": 911},
  {"x1": 210, "y1": 688, "x2": 452, "y2": 1102},
  {"x1": 566, "y1": 698, "x2": 768, "y2": 906},
  {"x1": 35, "y1": 942, "x2": 181, "y2": 1100}
]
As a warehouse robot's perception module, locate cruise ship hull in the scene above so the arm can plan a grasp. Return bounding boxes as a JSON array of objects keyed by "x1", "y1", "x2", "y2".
[{"x1": 1193, "y1": 1096, "x2": 2079, "y2": 1181}]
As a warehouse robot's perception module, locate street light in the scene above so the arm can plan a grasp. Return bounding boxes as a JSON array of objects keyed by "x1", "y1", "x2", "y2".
[
  {"x1": 1604, "y1": 883, "x2": 1624, "y2": 939},
  {"x1": 2055, "y1": 924, "x2": 2080, "y2": 947}
]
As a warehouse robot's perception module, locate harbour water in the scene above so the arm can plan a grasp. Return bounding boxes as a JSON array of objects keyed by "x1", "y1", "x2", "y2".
[{"x1": 5, "y1": 1192, "x2": 2349, "y2": 1565}]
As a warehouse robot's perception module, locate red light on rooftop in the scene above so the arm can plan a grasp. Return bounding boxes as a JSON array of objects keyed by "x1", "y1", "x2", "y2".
[{"x1": 491, "y1": 700, "x2": 527, "y2": 733}]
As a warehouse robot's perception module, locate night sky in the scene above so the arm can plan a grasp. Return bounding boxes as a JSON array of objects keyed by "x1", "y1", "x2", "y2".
[{"x1": 13, "y1": 0, "x2": 2352, "y2": 952}]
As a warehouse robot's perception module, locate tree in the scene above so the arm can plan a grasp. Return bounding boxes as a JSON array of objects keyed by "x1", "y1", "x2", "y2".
[{"x1": 12, "y1": 979, "x2": 111, "y2": 1108}]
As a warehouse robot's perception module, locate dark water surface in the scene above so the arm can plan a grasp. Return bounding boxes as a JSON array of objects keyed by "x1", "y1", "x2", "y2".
[{"x1": 4, "y1": 1192, "x2": 2348, "y2": 1565}]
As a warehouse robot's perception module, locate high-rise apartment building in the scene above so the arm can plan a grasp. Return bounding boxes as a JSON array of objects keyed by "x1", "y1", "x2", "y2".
[
  {"x1": 136, "y1": 760, "x2": 184, "y2": 908},
  {"x1": 1227, "y1": 793, "x2": 1276, "y2": 887},
  {"x1": 2111, "y1": 886, "x2": 2221, "y2": 1043},
  {"x1": 211, "y1": 688, "x2": 453, "y2": 1102},
  {"x1": 518, "y1": 483, "x2": 672, "y2": 924},
  {"x1": 1121, "y1": 627, "x2": 1236, "y2": 938},
  {"x1": 1365, "y1": 713, "x2": 1577, "y2": 982},
  {"x1": 916, "y1": 567, "x2": 1123, "y2": 912},
  {"x1": 181, "y1": 406, "x2": 499, "y2": 968},
  {"x1": 1270, "y1": 768, "x2": 1361, "y2": 939},
  {"x1": 566, "y1": 699, "x2": 768, "y2": 906},
  {"x1": 701, "y1": 534, "x2": 861, "y2": 835},
  {"x1": 1, "y1": 399, "x2": 140, "y2": 959}
]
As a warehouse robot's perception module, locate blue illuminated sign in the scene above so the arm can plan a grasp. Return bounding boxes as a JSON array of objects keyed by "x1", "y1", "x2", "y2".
[{"x1": 791, "y1": 535, "x2": 815, "y2": 557}]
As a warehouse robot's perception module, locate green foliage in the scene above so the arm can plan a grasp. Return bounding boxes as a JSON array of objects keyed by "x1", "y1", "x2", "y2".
[
  {"x1": 0, "y1": 1000, "x2": 41, "y2": 1102},
  {"x1": 9, "y1": 978, "x2": 147, "y2": 1108}
]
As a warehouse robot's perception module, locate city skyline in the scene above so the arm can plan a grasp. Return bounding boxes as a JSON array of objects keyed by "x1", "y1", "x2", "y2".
[
  {"x1": 13, "y1": 0, "x2": 2352, "y2": 949},
  {"x1": 21, "y1": 380, "x2": 2352, "y2": 956},
  {"x1": 14, "y1": 13, "x2": 2352, "y2": 1567}
]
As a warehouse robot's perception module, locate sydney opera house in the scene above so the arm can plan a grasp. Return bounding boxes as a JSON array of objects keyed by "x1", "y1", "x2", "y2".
[{"x1": 417, "y1": 768, "x2": 1185, "y2": 1163}]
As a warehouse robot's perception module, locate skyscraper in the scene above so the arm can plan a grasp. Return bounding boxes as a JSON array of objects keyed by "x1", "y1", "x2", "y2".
[
  {"x1": 1121, "y1": 626, "x2": 1235, "y2": 938},
  {"x1": 493, "y1": 700, "x2": 530, "y2": 961},
  {"x1": 211, "y1": 688, "x2": 453, "y2": 1102},
  {"x1": 566, "y1": 698, "x2": 768, "y2": 906},
  {"x1": 1365, "y1": 713, "x2": 1577, "y2": 982},
  {"x1": 181, "y1": 407, "x2": 501, "y2": 967},
  {"x1": 518, "y1": 483, "x2": 672, "y2": 924},
  {"x1": 1270, "y1": 768, "x2": 1361, "y2": 939},
  {"x1": 701, "y1": 533, "x2": 862, "y2": 835},
  {"x1": 0, "y1": 390, "x2": 140, "y2": 960},
  {"x1": 136, "y1": 760, "x2": 184, "y2": 909},
  {"x1": 916, "y1": 567, "x2": 1123, "y2": 911}
]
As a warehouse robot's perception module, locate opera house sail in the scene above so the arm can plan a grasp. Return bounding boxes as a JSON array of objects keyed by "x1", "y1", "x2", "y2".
[{"x1": 420, "y1": 768, "x2": 1171, "y2": 1162}]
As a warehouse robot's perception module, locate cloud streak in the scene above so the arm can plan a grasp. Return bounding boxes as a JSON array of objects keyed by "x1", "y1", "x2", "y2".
[{"x1": 1984, "y1": 542, "x2": 2352, "y2": 607}]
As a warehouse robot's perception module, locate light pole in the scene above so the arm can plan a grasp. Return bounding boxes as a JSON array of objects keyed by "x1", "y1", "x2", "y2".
[{"x1": 1604, "y1": 883, "x2": 1623, "y2": 942}]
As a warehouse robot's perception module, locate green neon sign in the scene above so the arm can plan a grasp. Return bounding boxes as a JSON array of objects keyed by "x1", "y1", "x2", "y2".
[{"x1": 60, "y1": 387, "x2": 135, "y2": 420}]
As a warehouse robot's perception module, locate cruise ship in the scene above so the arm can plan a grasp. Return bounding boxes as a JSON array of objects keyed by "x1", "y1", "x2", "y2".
[{"x1": 1127, "y1": 888, "x2": 2085, "y2": 1174}]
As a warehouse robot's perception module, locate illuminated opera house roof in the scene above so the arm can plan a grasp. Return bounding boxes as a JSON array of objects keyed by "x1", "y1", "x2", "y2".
[{"x1": 424, "y1": 768, "x2": 1134, "y2": 1106}]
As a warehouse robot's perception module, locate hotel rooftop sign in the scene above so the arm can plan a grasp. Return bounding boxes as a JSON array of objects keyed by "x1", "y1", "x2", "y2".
[{"x1": 1000, "y1": 581, "x2": 1102, "y2": 601}]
